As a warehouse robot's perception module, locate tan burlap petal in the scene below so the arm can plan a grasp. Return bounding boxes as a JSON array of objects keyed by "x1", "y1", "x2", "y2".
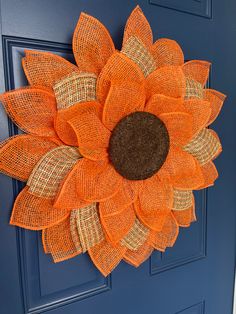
[
  {"x1": 185, "y1": 77, "x2": 204, "y2": 99},
  {"x1": 121, "y1": 218, "x2": 149, "y2": 251},
  {"x1": 27, "y1": 146, "x2": 80, "y2": 198},
  {"x1": 75, "y1": 203, "x2": 104, "y2": 252},
  {"x1": 184, "y1": 128, "x2": 221, "y2": 165},
  {"x1": 53, "y1": 72, "x2": 97, "y2": 110},
  {"x1": 122, "y1": 36, "x2": 156, "y2": 77},
  {"x1": 70, "y1": 210, "x2": 83, "y2": 252},
  {"x1": 173, "y1": 189, "x2": 193, "y2": 211}
]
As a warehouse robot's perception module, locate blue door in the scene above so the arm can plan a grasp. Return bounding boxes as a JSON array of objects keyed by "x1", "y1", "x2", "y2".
[{"x1": 0, "y1": 1, "x2": 236, "y2": 313}]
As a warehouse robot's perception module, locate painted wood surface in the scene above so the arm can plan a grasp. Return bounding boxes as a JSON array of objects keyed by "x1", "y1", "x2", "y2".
[{"x1": 0, "y1": 1, "x2": 236, "y2": 313}]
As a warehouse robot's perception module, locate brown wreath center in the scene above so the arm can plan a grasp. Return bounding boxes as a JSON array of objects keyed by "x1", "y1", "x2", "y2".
[{"x1": 108, "y1": 111, "x2": 170, "y2": 180}]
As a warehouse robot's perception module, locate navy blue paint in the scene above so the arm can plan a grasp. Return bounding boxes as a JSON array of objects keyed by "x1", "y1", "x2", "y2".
[
  {"x1": 149, "y1": 0, "x2": 212, "y2": 18},
  {"x1": 0, "y1": 1, "x2": 236, "y2": 314}
]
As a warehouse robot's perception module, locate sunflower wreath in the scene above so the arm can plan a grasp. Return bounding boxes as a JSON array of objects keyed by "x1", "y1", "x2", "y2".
[{"x1": 0, "y1": 6, "x2": 225, "y2": 276}]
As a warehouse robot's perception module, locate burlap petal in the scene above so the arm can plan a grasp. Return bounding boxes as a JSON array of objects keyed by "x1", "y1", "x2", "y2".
[
  {"x1": 75, "y1": 158, "x2": 122, "y2": 202},
  {"x1": 73, "y1": 12, "x2": 115, "y2": 75},
  {"x1": 100, "y1": 203, "x2": 136, "y2": 244},
  {"x1": 27, "y1": 146, "x2": 80, "y2": 198},
  {"x1": 145, "y1": 94, "x2": 185, "y2": 116},
  {"x1": 99, "y1": 179, "x2": 140, "y2": 216},
  {"x1": 88, "y1": 240, "x2": 126, "y2": 277},
  {"x1": 99, "y1": 179, "x2": 139, "y2": 243},
  {"x1": 173, "y1": 189, "x2": 193, "y2": 211},
  {"x1": 135, "y1": 176, "x2": 173, "y2": 231},
  {"x1": 54, "y1": 101, "x2": 101, "y2": 147},
  {"x1": 70, "y1": 210, "x2": 83, "y2": 252},
  {"x1": 42, "y1": 215, "x2": 81, "y2": 262},
  {"x1": 151, "y1": 38, "x2": 184, "y2": 68},
  {"x1": 68, "y1": 103, "x2": 110, "y2": 160},
  {"x1": 10, "y1": 186, "x2": 69, "y2": 230},
  {"x1": 152, "y1": 213, "x2": 179, "y2": 251},
  {"x1": 102, "y1": 83, "x2": 146, "y2": 131},
  {"x1": 121, "y1": 218, "x2": 149, "y2": 251},
  {"x1": 185, "y1": 77, "x2": 204, "y2": 99},
  {"x1": 197, "y1": 161, "x2": 219, "y2": 189},
  {"x1": 172, "y1": 202, "x2": 196, "y2": 227},
  {"x1": 204, "y1": 89, "x2": 226, "y2": 126},
  {"x1": 184, "y1": 128, "x2": 222, "y2": 165},
  {"x1": 22, "y1": 50, "x2": 78, "y2": 89},
  {"x1": 123, "y1": 6, "x2": 153, "y2": 48},
  {"x1": 158, "y1": 146, "x2": 204, "y2": 190},
  {"x1": 0, "y1": 87, "x2": 57, "y2": 137},
  {"x1": 159, "y1": 112, "x2": 193, "y2": 146},
  {"x1": 124, "y1": 234, "x2": 153, "y2": 267},
  {"x1": 122, "y1": 36, "x2": 156, "y2": 77},
  {"x1": 0, "y1": 135, "x2": 58, "y2": 181},
  {"x1": 183, "y1": 60, "x2": 210, "y2": 86},
  {"x1": 74, "y1": 204, "x2": 104, "y2": 252},
  {"x1": 53, "y1": 72, "x2": 97, "y2": 110},
  {"x1": 97, "y1": 52, "x2": 144, "y2": 105},
  {"x1": 146, "y1": 65, "x2": 186, "y2": 100},
  {"x1": 183, "y1": 99, "x2": 211, "y2": 136},
  {"x1": 54, "y1": 164, "x2": 91, "y2": 210}
]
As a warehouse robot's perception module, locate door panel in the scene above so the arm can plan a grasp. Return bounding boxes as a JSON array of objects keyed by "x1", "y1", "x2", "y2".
[{"x1": 0, "y1": 1, "x2": 236, "y2": 314}]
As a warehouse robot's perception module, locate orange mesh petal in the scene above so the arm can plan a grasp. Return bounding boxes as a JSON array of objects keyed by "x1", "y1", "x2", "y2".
[
  {"x1": 172, "y1": 201, "x2": 196, "y2": 227},
  {"x1": 135, "y1": 176, "x2": 173, "y2": 231},
  {"x1": 152, "y1": 213, "x2": 179, "y2": 251},
  {"x1": 99, "y1": 179, "x2": 140, "y2": 216},
  {"x1": 10, "y1": 186, "x2": 69, "y2": 230},
  {"x1": 197, "y1": 161, "x2": 219, "y2": 189},
  {"x1": 75, "y1": 158, "x2": 122, "y2": 202},
  {"x1": 184, "y1": 99, "x2": 212, "y2": 136},
  {"x1": 88, "y1": 239, "x2": 126, "y2": 277},
  {"x1": 151, "y1": 38, "x2": 184, "y2": 68},
  {"x1": 145, "y1": 94, "x2": 185, "y2": 116},
  {"x1": 100, "y1": 203, "x2": 136, "y2": 244},
  {"x1": 54, "y1": 108, "x2": 79, "y2": 146},
  {"x1": 159, "y1": 112, "x2": 193, "y2": 146},
  {"x1": 146, "y1": 66, "x2": 186, "y2": 100},
  {"x1": 68, "y1": 103, "x2": 110, "y2": 160},
  {"x1": 42, "y1": 215, "x2": 81, "y2": 262},
  {"x1": 159, "y1": 146, "x2": 204, "y2": 189},
  {"x1": 123, "y1": 6, "x2": 153, "y2": 48},
  {"x1": 0, "y1": 135, "x2": 58, "y2": 181},
  {"x1": 22, "y1": 50, "x2": 78, "y2": 89},
  {"x1": 204, "y1": 89, "x2": 226, "y2": 125},
  {"x1": 97, "y1": 52, "x2": 144, "y2": 105},
  {"x1": 73, "y1": 13, "x2": 115, "y2": 75},
  {"x1": 183, "y1": 60, "x2": 210, "y2": 86},
  {"x1": 124, "y1": 234, "x2": 153, "y2": 267},
  {"x1": 54, "y1": 164, "x2": 91, "y2": 210},
  {"x1": 102, "y1": 83, "x2": 146, "y2": 130},
  {"x1": 0, "y1": 87, "x2": 57, "y2": 137},
  {"x1": 54, "y1": 101, "x2": 102, "y2": 147}
]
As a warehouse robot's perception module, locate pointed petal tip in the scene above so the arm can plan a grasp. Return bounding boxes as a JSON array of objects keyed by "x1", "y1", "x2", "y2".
[
  {"x1": 134, "y1": 5, "x2": 142, "y2": 12},
  {"x1": 73, "y1": 11, "x2": 114, "y2": 74},
  {"x1": 123, "y1": 5, "x2": 152, "y2": 48}
]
